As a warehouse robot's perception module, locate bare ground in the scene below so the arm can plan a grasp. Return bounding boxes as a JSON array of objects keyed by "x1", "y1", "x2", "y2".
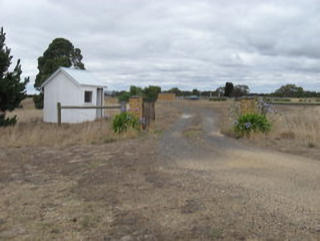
[{"x1": 0, "y1": 101, "x2": 319, "y2": 241}]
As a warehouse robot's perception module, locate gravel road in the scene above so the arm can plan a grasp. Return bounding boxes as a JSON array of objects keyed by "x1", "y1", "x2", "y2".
[{"x1": 156, "y1": 102, "x2": 320, "y2": 240}]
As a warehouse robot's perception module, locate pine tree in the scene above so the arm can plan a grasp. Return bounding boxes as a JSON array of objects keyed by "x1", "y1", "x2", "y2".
[
  {"x1": 0, "y1": 27, "x2": 29, "y2": 126},
  {"x1": 224, "y1": 82, "x2": 234, "y2": 97},
  {"x1": 33, "y1": 38, "x2": 85, "y2": 108}
]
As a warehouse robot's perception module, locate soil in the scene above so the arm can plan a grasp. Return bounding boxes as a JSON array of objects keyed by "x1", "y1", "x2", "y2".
[{"x1": 0, "y1": 101, "x2": 319, "y2": 241}]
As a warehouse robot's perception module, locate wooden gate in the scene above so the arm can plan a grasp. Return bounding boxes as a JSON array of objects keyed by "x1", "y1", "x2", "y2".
[
  {"x1": 128, "y1": 97, "x2": 155, "y2": 130},
  {"x1": 142, "y1": 101, "x2": 155, "y2": 129}
]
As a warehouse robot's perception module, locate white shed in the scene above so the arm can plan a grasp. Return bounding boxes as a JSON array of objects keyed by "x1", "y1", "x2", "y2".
[{"x1": 41, "y1": 67, "x2": 107, "y2": 123}]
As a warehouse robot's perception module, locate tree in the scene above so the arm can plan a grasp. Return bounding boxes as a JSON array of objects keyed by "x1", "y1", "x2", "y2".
[
  {"x1": 192, "y1": 88, "x2": 200, "y2": 96},
  {"x1": 0, "y1": 27, "x2": 29, "y2": 126},
  {"x1": 129, "y1": 85, "x2": 143, "y2": 96},
  {"x1": 143, "y1": 85, "x2": 161, "y2": 102},
  {"x1": 168, "y1": 87, "x2": 182, "y2": 96},
  {"x1": 214, "y1": 87, "x2": 225, "y2": 97},
  {"x1": 273, "y1": 84, "x2": 304, "y2": 97},
  {"x1": 117, "y1": 91, "x2": 130, "y2": 102},
  {"x1": 33, "y1": 38, "x2": 85, "y2": 108},
  {"x1": 232, "y1": 85, "x2": 249, "y2": 97},
  {"x1": 224, "y1": 82, "x2": 234, "y2": 97}
]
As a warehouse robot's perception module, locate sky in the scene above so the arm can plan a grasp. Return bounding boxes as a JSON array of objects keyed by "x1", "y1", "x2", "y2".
[{"x1": 1, "y1": 0, "x2": 320, "y2": 94}]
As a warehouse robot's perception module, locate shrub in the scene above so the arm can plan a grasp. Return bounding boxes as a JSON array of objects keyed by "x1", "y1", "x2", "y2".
[
  {"x1": 143, "y1": 85, "x2": 161, "y2": 102},
  {"x1": 112, "y1": 112, "x2": 139, "y2": 134},
  {"x1": 33, "y1": 93, "x2": 44, "y2": 109},
  {"x1": 234, "y1": 113, "x2": 271, "y2": 137},
  {"x1": 117, "y1": 92, "x2": 130, "y2": 103},
  {"x1": 0, "y1": 115, "x2": 17, "y2": 127}
]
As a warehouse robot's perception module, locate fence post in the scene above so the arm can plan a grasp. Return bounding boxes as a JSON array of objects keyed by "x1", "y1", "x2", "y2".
[
  {"x1": 57, "y1": 102, "x2": 61, "y2": 126},
  {"x1": 151, "y1": 101, "x2": 155, "y2": 120}
]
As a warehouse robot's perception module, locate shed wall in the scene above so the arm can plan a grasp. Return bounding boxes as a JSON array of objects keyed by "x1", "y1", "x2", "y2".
[{"x1": 43, "y1": 72, "x2": 99, "y2": 123}]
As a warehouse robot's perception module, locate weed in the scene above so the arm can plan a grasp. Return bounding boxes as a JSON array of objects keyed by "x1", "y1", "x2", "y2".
[
  {"x1": 308, "y1": 142, "x2": 316, "y2": 148},
  {"x1": 112, "y1": 112, "x2": 140, "y2": 134},
  {"x1": 211, "y1": 228, "x2": 223, "y2": 239}
]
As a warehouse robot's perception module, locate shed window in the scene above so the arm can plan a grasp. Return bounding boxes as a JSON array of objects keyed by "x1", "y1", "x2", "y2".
[{"x1": 84, "y1": 91, "x2": 92, "y2": 103}]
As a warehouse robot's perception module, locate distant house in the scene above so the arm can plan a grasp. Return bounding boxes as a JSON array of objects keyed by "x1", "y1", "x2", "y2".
[{"x1": 41, "y1": 67, "x2": 107, "y2": 123}]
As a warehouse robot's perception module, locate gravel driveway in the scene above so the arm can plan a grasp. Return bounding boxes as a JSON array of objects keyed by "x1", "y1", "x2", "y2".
[{"x1": 156, "y1": 102, "x2": 320, "y2": 240}]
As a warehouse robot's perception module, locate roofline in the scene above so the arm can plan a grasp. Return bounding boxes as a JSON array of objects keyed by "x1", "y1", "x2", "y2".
[
  {"x1": 40, "y1": 68, "x2": 63, "y2": 88},
  {"x1": 41, "y1": 67, "x2": 107, "y2": 88},
  {"x1": 80, "y1": 84, "x2": 108, "y2": 88}
]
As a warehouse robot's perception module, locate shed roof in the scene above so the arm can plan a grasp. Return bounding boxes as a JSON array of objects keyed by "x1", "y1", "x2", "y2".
[{"x1": 41, "y1": 67, "x2": 107, "y2": 88}]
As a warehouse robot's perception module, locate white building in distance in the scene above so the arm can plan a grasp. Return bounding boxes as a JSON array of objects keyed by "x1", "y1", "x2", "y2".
[{"x1": 41, "y1": 67, "x2": 107, "y2": 123}]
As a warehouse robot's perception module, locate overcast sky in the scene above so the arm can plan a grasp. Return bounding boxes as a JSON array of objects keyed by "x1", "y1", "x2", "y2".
[{"x1": 1, "y1": 0, "x2": 320, "y2": 93}]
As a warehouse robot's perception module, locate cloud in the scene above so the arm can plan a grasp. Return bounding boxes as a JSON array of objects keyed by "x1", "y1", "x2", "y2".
[{"x1": 1, "y1": 0, "x2": 320, "y2": 93}]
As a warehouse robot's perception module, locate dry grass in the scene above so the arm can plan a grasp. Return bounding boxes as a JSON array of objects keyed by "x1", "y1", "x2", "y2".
[
  {"x1": 215, "y1": 100, "x2": 320, "y2": 158},
  {"x1": 267, "y1": 105, "x2": 320, "y2": 147},
  {"x1": 6, "y1": 98, "x2": 42, "y2": 123},
  {"x1": 0, "y1": 118, "x2": 140, "y2": 148},
  {"x1": 0, "y1": 98, "x2": 138, "y2": 148},
  {"x1": 0, "y1": 98, "x2": 181, "y2": 148},
  {"x1": 217, "y1": 100, "x2": 320, "y2": 146}
]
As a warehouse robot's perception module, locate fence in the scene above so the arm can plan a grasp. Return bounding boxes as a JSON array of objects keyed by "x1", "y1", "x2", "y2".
[
  {"x1": 57, "y1": 100, "x2": 155, "y2": 129},
  {"x1": 57, "y1": 102, "x2": 126, "y2": 126}
]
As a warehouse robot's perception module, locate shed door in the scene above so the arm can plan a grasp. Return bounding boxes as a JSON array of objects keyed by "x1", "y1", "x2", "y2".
[{"x1": 96, "y1": 88, "x2": 103, "y2": 119}]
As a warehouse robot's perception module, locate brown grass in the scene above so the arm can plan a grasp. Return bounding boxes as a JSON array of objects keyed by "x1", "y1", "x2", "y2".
[
  {"x1": 0, "y1": 118, "x2": 141, "y2": 148},
  {"x1": 0, "y1": 98, "x2": 138, "y2": 148},
  {"x1": 217, "y1": 100, "x2": 320, "y2": 146},
  {"x1": 267, "y1": 105, "x2": 320, "y2": 146},
  {"x1": 0, "y1": 98, "x2": 181, "y2": 148},
  {"x1": 215, "y1": 100, "x2": 320, "y2": 158}
]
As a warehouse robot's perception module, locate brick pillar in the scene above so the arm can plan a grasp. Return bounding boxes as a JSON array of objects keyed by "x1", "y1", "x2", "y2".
[{"x1": 129, "y1": 96, "x2": 144, "y2": 120}]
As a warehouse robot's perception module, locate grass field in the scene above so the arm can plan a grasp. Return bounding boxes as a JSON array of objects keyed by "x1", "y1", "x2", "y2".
[
  {"x1": 1, "y1": 99, "x2": 133, "y2": 148},
  {"x1": 0, "y1": 99, "x2": 319, "y2": 241},
  {"x1": 1, "y1": 98, "x2": 179, "y2": 148},
  {"x1": 216, "y1": 99, "x2": 320, "y2": 160},
  {"x1": 266, "y1": 97, "x2": 320, "y2": 105}
]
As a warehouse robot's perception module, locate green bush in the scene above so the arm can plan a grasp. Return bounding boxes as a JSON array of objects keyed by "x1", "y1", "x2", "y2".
[
  {"x1": 0, "y1": 115, "x2": 17, "y2": 127},
  {"x1": 33, "y1": 93, "x2": 44, "y2": 109},
  {"x1": 112, "y1": 112, "x2": 140, "y2": 134},
  {"x1": 234, "y1": 113, "x2": 271, "y2": 137},
  {"x1": 117, "y1": 92, "x2": 130, "y2": 103}
]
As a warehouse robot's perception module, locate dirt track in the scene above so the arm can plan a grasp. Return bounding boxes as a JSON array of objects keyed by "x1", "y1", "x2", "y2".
[{"x1": 0, "y1": 101, "x2": 319, "y2": 240}]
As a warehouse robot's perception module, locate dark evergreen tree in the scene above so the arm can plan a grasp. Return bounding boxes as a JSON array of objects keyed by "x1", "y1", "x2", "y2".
[
  {"x1": 0, "y1": 27, "x2": 29, "y2": 126},
  {"x1": 33, "y1": 38, "x2": 85, "y2": 108},
  {"x1": 224, "y1": 82, "x2": 234, "y2": 97}
]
